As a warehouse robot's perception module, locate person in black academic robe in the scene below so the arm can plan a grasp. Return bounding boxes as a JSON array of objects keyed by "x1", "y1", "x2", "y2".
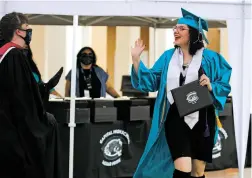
[{"x1": 0, "y1": 12, "x2": 62, "y2": 178}]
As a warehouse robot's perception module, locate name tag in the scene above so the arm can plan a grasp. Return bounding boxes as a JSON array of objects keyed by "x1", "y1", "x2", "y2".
[{"x1": 84, "y1": 90, "x2": 90, "y2": 98}]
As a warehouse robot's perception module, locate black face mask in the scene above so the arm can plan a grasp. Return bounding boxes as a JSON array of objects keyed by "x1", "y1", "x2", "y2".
[
  {"x1": 80, "y1": 55, "x2": 93, "y2": 65},
  {"x1": 18, "y1": 29, "x2": 32, "y2": 45}
]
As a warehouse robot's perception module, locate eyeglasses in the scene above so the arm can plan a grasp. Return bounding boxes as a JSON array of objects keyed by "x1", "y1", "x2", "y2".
[{"x1": 173, "y1": 26, "x2": 189, "y2": 32}]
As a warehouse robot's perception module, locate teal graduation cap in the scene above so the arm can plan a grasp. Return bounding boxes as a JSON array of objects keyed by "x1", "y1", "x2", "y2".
[{"x1": 177, "y1": 8, "x2": 209, "y2": 44}]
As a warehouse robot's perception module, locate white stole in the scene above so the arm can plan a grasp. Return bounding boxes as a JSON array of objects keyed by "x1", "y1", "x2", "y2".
[{"x1": 166, "y1": 48, "x2": 204, "y2": 129}]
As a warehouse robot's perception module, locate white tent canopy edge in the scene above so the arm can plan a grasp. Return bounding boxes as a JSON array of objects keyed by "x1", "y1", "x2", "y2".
[
  {"x1": 0, "y1": 1, "x2": 251, "y2": 20},
  {"x1": 0, "y1": 1, "x2": 251, "y2": 178}
]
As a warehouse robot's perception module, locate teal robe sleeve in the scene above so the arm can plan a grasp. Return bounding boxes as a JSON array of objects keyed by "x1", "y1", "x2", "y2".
[
  {"x1": 131, "y1": 52, "x2": 167, "y2": 92},
  {"x1": 32, "y1": 72, "x2": 40, "y2": 83},
  {"x1": 210, "y1": 53, "x2": 232, "y2": 111},
  {"x1": 32, "y1": 72, "x2": 55, "y2": 93}
]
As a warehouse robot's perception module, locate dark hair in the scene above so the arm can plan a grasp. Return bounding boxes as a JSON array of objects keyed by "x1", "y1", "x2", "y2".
[
  {"x1": 0, "y1": 12, "x2": 28, "y2": 47},
  {"x1": 175, "y1": 26, "x2": 204, "y2": 56},
  {"x1": 76, "y1": 46, "x2": 97, "y2": 68}
]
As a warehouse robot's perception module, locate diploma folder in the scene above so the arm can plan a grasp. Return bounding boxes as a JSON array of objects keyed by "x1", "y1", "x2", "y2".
[{"x1": 171, "y1": 80, "x2": 213, "y2": 118}]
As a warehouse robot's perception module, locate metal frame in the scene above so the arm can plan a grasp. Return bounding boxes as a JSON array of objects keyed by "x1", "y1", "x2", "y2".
[{"x1": 26, "y1": 14, "x2": 227, "y2": 28}]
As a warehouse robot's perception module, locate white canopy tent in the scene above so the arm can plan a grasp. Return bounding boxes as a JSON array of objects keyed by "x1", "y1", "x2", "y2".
[{"x1": 0, "y1": 1, "x2": 251, "y2": 178}]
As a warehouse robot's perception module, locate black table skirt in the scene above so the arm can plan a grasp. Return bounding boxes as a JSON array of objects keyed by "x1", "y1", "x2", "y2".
[{"x1": 47, "y1": 99, "x2": 251, "y2": 178}]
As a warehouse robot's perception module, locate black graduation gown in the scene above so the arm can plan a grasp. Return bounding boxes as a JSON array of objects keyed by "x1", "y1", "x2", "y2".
[{"x1": 0, "y1": 47, "x2": 62, "y2": 178}]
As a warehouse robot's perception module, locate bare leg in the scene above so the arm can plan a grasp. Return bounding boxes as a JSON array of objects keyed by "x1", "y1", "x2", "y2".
[
  {"x1": 191, "y1": 159, "x2": 206, "y2": 177},
  {"x1": 174, "y1": 157, "x2": 192, "y2": 172},
  {"x1": 172, "y1": 157, "x2": 192, "y2": 177}
]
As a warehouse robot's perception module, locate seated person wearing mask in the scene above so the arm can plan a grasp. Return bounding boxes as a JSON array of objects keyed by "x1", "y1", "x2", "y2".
[{"x1": 65, "y1": 46, "x2": 120, "y2": 98}]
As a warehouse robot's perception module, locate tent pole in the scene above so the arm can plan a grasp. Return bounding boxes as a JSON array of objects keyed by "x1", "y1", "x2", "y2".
[
  {"x1": 238, "y1": 1, "x2": 247, "y2": 178},
  {"x1": 69, "y1": 15, "x2": 78, "y2": 178},
  {"x1": 154, "y1": 24, "x2": 157, "y2": 61}
]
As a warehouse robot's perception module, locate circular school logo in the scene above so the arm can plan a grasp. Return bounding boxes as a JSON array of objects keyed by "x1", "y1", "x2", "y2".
[
  {"x1": 100, "y1": 129, "x2": 130, "y2": 167},
  {"x1": 212, "y1": 127, "x2": 228, "y2": 159},
  {"x1": 186, "y1": 91, "x2": 199, "y2": 104}
]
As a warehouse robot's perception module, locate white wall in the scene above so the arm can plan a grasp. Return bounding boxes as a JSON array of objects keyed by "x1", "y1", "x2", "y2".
[
  {"x1": 81, "y1": 26, "x2": 93, "y2": 48},
  {"x1": 155, "y1": 29, "x2": 169, "y2": 61},
  {"x1": 114, "y1": 27, "x2": 140, "y2": 95},
  {"x1": 92, "y1": 26, "x2": 107, "y2": 70},
  {"x1": 149, "y1": 28, "x2": 173, "y2": 67},
  {"x1": 128, "y1": 27, "x2": 141, "y2": 73},
  {"x1": 30, "y1": 25, "x2": 68, "y2": 96},
  {"x1": 65, "y1": 26, "x2": 87, "y2": 75},
  {"x1": 45, "y1": 26, "x2": 67, "y2": 95},
  {"x1": 148, "y1": 28, "x2": 174, "y2": 97},
  {"x1": 30, "y1": 25, "x2": 46, "y2": 79},
  {"x1": 220, "y1": 28, "x2": 229, "y2": 60}
]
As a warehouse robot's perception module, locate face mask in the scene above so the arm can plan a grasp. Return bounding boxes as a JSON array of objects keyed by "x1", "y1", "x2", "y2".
[
  {"x1": 18, "y1": 29, "x2": 32, "y2": 45},
  {"x1": 80, "y1": 55, "x2": 93, "y2": 65}
]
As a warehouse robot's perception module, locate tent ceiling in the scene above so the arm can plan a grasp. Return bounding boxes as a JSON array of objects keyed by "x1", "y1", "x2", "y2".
[{"x1": 27, "y1": 14, "x2": 227, "y2": 28}]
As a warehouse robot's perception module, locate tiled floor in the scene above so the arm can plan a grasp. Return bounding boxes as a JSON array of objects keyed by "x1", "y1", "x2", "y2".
[
  {"x1": 119, "y1": 168, "x2": 252, "y2": 178},
  {"x1": 206, "y1": 168, "x2": 251, "y2": 178}
]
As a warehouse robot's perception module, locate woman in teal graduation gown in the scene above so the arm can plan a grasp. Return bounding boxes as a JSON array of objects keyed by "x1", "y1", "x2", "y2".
[{"x1": 131, "y1": 8, "x2": 232, "y2": 178}]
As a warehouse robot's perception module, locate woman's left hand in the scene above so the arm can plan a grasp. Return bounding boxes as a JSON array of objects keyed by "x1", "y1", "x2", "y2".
[{"x1": 200, "y1": 74, "x2": 212, "y2": 91}]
